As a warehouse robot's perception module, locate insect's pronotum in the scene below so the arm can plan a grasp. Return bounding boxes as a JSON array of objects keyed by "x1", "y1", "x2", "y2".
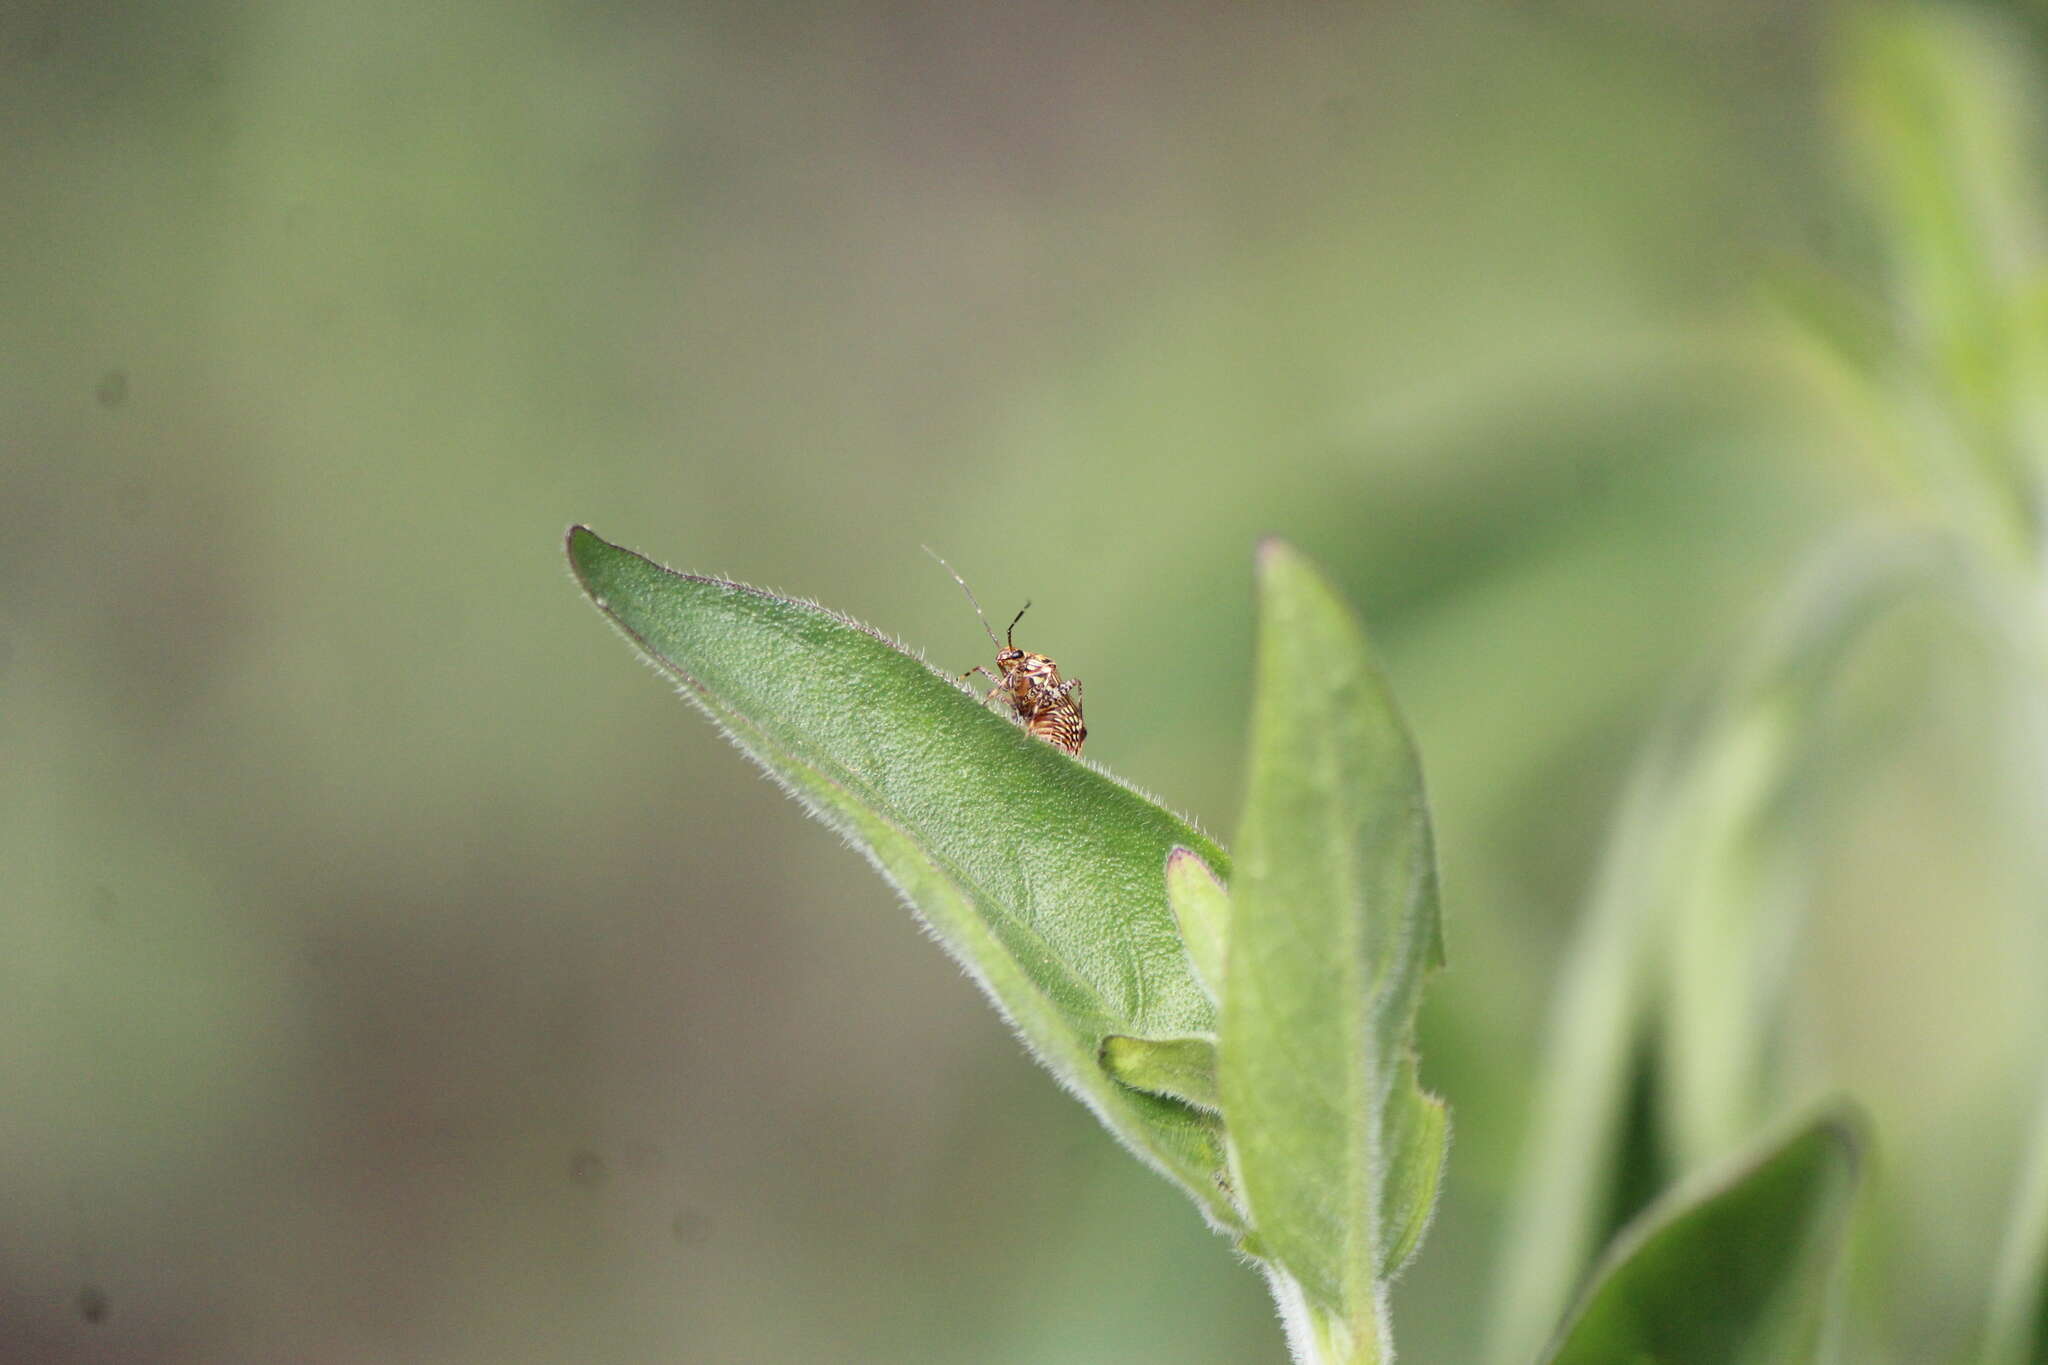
[{"x1": 927, "y1": 550, "x2": 1088, "y2": 756}]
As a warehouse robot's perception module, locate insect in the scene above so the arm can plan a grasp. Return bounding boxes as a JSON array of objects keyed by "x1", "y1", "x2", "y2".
[{"x1": 927, "y1": 550, "x2": 1088, "y2": 756}]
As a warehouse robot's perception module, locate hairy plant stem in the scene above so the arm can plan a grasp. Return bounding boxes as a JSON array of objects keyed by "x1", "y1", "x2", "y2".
[{"x1": 1268, "y1": 1269, "x2": 1387, "y2": 1365}]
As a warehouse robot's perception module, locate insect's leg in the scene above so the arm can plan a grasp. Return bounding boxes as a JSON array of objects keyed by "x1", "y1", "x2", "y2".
[
  {"x1": 958, "y1": 664, "x2": 1010, "y2": 707},
  {"x1": 963, "y1": 664, "x2": 1009, "y2": 704}
]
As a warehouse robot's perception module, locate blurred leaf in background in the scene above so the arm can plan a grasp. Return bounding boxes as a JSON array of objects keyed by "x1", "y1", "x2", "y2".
[{"x1": 1543, "y1": 1109, "x2": 1864, "y2": 1365}]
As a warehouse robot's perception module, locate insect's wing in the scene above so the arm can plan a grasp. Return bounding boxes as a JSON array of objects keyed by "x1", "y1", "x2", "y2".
[
  {"x1": 1045, "y1": 681, "x2": 1087, "y2": 755},
  {"x1": 1032, "y1": 704, "x2": 1088, "y2": 755}
]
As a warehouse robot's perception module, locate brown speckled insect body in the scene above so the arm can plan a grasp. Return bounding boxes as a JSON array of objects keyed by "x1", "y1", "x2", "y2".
[{"x1": 928, "y1": 551, "x2": 1088, "y2": 756}]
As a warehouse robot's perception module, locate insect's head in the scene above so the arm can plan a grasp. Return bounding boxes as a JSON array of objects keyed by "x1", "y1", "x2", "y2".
[{"x1": 990, "y1": 603, "x2": 1033, "y2": 670}]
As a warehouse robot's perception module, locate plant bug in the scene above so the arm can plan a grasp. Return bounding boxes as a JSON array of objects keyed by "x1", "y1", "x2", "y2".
[{"x1": 926, "y1": 549, "x2": 1088, "y2": 756}]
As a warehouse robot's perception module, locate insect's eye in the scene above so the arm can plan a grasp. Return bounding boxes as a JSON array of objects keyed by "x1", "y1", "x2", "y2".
[{"x1": 999, "y1": 649, "x2": 1023, "y2": 662}]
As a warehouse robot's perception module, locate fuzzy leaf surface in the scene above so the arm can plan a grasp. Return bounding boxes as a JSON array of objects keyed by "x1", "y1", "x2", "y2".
[
  {"x1": 566, "y1": 527, "x2": 1237, "y2": 1225},
  {"x1": 1164, "y1": 847, "x2": 1230, "y2": 1009},
  {"x1": 1220, "y1": 540, "x2": 1446, "y2": 1355},
  {"x1": 1101, "y1": 1034, "x2": 1221, "y2": 1114}
]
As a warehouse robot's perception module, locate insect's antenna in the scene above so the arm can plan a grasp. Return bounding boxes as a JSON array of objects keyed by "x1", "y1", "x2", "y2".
[
  {"x1": 1007, "y1": 603, "x2": 1030, "y2": 649},
  {"x1": 923, "y1": 546, "x2": 1002, "y2": 648}
]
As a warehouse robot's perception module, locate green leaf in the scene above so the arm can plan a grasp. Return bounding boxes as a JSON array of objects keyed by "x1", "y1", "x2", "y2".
[
  {"x1": 1100, "y1": 1034, "x2": 1221, "y2": 1114},
  {"x1": 1377, "y1": 1051, "x2": 1449, "y2": 1281},
  {"x1": 1164, "y1": 847, "x2": 1229, "y2": 1009},
  {"x1": 1542, "y1": 1109, "x2": 1864, "y2": 1365},
  {"x1": 1219, "y1": 539, "x2": 1446, "y2": 1360},
  {"x1": 564, "y1": 527, "x2": 1240, "y2": 1229}
]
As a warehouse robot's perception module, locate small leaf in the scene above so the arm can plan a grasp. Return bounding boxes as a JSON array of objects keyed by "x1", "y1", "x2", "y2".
[
  {"x1": 1101, "y1": 1034, "x2": 1222, "y2": 1114},
  {"x1": 1164, "y1": 847, "x2": 1229, "y2": 1009},
  {"x1": 1542, "y1": 1109, "x2": 1864, "y2": 1365},
  {"x1": 566, "y1": 527, "x2": 1240, "y2": 1228},
  {"x1": 1220, "y1": 539, "x2": 1446, "y2": 1357},
  {"x1": 1377, "y1": 1051, "x2": 1449, "y2": 1280}
]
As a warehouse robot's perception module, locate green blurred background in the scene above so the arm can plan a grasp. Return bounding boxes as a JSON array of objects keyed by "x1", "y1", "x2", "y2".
[{"x1": 6, "y1": 1, "x2": 2046, "y2": 1360}]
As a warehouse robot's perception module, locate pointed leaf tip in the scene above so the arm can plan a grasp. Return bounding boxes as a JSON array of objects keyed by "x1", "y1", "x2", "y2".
[
  {"x1": 1223, "y1": 541, "x2": 1444, "y2": 1342},
  {"x1": 1165, "y1": 848, "x2": 1230, "y2": 1009},
  {"x1": 561, "y1": 527, "x2": 1243, "y2": 1232},
  {"x1": 1101, "y1": 1034, "x2": 1223, "y2": 1115}
]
